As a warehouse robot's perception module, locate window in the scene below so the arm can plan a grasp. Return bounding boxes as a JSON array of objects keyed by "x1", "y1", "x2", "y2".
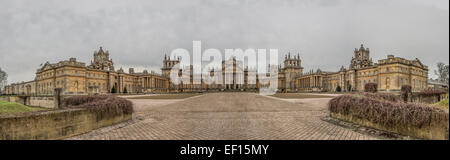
[{"x1": 386, "y1": 77, "x2": 391, "y2": 89}]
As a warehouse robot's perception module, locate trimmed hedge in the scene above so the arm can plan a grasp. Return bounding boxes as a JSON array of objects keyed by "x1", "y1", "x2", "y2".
[
  {"x1": 401, "y1": 85, "x2": 412, "y2": 94},
  {"x1": 329, "y1": 95, "x2": 448, "y2": 129},
  {"x1": 364, "y1": 83, "x2": 378, "y2": 93},
  {"x1": 62, "y1": 95, "x2": 133, "y2": 119},
  {"x1": 336, "y1": 86, "x2": 342, "y2": 92},
  {"x1": 62, "y1": 95, "x2": 110, "y2": 107},
  {"x1": 361, "y1": 92, "x2": 401, "y2": 102}
]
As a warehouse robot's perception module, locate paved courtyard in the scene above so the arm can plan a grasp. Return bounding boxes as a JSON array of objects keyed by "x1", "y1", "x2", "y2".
[{"x1": 69, "y1": 93, "x2": 379, "y2": 140}]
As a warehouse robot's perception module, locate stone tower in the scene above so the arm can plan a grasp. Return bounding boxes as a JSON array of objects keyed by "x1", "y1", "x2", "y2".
[
  {"x1": 161, "y1": 54, "x2": 180, "y2": 76},
  {"x1": 89, "y1": 46, "x2": 114, "y2": 71},
  {"x1": 283, "y1": 52, "x2": 302, "y2": 68},
  {"x1": 283, "y1": 52, "x2": 303, "y2": 90},
  {"x1": 350, "y1": 44, "x2": 373, "y2": 69}
]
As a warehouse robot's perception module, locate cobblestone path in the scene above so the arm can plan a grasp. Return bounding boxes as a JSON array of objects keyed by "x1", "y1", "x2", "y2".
[{"x1": 69, "y1": 93, "x2": 378, "y2": 140}]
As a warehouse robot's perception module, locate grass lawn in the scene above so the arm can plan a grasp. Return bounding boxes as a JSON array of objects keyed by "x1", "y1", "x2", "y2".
[
  {"x1": 126, "y1": 94, "x2": 201, "y2": 100},
  {"x1": 433, "y1": 99, "x2": 449, "y2": 110},
  {"x1": 0, "y1": 101, "x2": 45, "y2": 114},
  {"x1": 271, "y1": 93, "x2": 335, "y2": 99}
]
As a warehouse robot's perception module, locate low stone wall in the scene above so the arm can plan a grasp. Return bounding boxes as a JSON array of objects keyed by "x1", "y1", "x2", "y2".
[
  {"x1": 331, "y1": 112, "x2": 449, "y2": 140},
  {"x1": 5, "y1": 96, "x2": 25, "y2": 104},
  {"x1": 411, "y1": 94, "x2": 439, "y2": 104},
  {"x1": 28, "y1": 96, "x2": 55, "y2": 108},
  {"x1": 0, "y1": 96, "x2": 57, "y2": 109},
  {"x1": 0, "y1": 108, "x2": 132, "y2": 140},
  {"x1": 0, "y1": 97, "x2": 8, "y2": 101},
  {"x1": 405, "y1": 93, "x2": 448, "y2": 104}
]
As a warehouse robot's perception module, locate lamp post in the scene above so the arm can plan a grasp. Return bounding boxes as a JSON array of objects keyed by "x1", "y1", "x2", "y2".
[{"x1": 200, "y1": 73, "x2": 203, "y2": 93}]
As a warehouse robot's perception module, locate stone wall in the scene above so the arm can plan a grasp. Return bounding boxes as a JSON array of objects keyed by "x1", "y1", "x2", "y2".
[
  {"x1": 28, "y1": 96, "x2": 55, "y2": 108},
  {"x1": 410, "y1": 93, "x2": 448, "y2": 104},
  {"x1": 2, "y1": 96, "x2": 25, "y2": 104},
  {"x1": 0, "y1": 108, "x2": 132, "y2": 140},
  {"x1": 0, "y1": 97, "x2": 8, "y2": 101},
  {"x1": 331, "y1": 112, "x2": 448, "y2": 140},
  {"x1": 0, "y1": 96, "x2": 57, "y2": 108}
]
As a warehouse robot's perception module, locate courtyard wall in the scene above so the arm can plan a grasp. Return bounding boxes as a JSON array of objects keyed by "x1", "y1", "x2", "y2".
[
  {"x1": 0, "y1": 108, "x2": 132, "y2": 140},
  {"x1": 0, "y1": 96, "x2": 57, "y2": 108}
]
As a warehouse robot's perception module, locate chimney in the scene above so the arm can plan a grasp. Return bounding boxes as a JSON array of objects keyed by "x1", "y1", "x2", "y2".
[{"x1": 129, "y1": 68, "x2": 135, "y2": 74}]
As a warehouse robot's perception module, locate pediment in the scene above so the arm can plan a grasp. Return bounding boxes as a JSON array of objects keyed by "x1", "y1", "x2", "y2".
[
  {"x1": 40, "y1": 62, "x2": 53, "y2": 71},
  {"x1": 413, "y1": 58, "x2": 424, "y2": 67}
]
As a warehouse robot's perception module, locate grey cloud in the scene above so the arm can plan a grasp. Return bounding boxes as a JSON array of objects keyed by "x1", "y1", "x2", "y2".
[{"x1": 0, "y1": 0, "x2": 448, "y2": 83}]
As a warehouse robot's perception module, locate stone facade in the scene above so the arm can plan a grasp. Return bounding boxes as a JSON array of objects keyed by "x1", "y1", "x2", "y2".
[
  {"x1": 295, "y1": 44, "x2": 429, "y2": 92},
  {"x1": 3, "y1": 44, "x2": 429, "y2": 95},
  {"x1": 4, "y1": 47, "x2": 169, "y2": 95},
  {"x1": 160, "y1": 52, "x2": 302, "y2": 92}
]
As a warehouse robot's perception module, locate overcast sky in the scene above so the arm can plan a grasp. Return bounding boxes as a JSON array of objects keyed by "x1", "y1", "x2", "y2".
[{"x1": 0, "y1": 0, "x2": 448, "y2": 83}]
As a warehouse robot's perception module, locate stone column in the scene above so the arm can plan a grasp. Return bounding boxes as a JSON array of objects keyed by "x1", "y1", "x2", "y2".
[{"x1": 54, "y1": 88, "x2": 62, "y2": 109}]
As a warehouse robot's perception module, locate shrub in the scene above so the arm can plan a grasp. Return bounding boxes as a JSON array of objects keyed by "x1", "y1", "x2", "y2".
[
  {"x1": 111, "y1": 86, "x2": 117, "y2": 93},
  {"x1": 329, "y1": 95, "x2": 448, "y2": 129},
  {"x1": 401, "y1": 85, "x2": 412, "y2": 94},
  {"x1": 364, "y1": 83, "x2": 378, "y2": 93},
  {"x1": 62, "y1": 95, "x2": 133, "y2": 118},
  {"x1": 123, "y1": 87, "x2": 128, "y2": 94},
  {"x1": 400, "y1": 85, "x2": 412, "y2": 102},
  {"x1": 361, "y1": 92, "x2": 401, "y2": 102},
  {"x1": 336, "y1": 86, "x2": 342, "y2": 92},
  {"x1": 61, "y1": 95, "x2": 110, "y2": 107}
]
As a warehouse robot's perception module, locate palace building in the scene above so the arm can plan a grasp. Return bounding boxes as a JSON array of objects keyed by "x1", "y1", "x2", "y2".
[
  {"x1": 161, "y1": 52, "x2": 302, "y2": 92},
  {"x1": 3, "y1": 44, "x2": 429, "y2": 95},
  {"x1": 295, "y1": 44, "x2": 429, "y2": 92},
  {"x1": 3, "y1": 47, "x2": 170, "y2": 95}
]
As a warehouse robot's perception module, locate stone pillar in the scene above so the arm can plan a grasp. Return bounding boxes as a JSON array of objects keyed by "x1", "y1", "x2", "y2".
[{"x1": 54, "y1": 88, "x2": 62, "y2": 109}]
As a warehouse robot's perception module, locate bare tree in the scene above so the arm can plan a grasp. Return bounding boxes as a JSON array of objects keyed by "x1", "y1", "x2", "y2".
[
  {"x1": 0, "y1": 67, "x2": 7, "y2": 93},
  {"x1": 434, "y1": 62, "x2": 449, "y2": 85}
]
